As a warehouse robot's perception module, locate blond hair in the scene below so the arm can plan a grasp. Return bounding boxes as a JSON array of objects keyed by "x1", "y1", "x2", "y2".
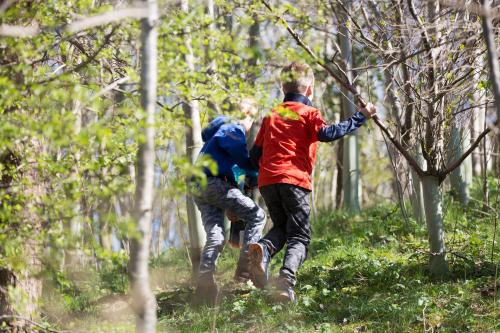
[
  {"x1": 222, "y1": 96, "x2": 257, "y2": 118},
  {"x1": 280, "y1": 61, "x2": 315, "y2": 94}
]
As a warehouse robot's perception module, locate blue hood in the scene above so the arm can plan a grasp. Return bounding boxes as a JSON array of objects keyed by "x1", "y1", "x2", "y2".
[
  {"x1": 201, "y1": 116, "x2": 230, "y2": 142},
  {"x1": 198, "y1": 115, "x2": 258, "y2": 184}
]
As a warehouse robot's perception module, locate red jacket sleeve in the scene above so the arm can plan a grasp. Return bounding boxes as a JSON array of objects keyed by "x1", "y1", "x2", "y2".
[{"x1": 308, "y1": 109, "x2": 327, "y2": 142}]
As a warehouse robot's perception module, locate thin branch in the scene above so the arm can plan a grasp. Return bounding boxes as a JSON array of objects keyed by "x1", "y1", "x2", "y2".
[
  {"x1": 34, "y1": 26, "x2": 119, "y2": 85},
  {"x1": 259, "y1": 0, "x2": 354, "y2": 94},
  {"x1": 441, "y1": 126, "x2": 492, "y2": 177},
  {"x1": 452, "y1": 101, "x2": 491, "y2": 116},
  {"x1": 440, "y1": 0, "x2": 500, "y2": 18},
  {"x1": 0, "y1": 315, "x2": 68, "y2": 333},
  {"x1": 89, "y1": 76, "x2": 130, "y2": 102},
  {"x1": 0, "y1": 6, "x2": 148, "y2": 37}
]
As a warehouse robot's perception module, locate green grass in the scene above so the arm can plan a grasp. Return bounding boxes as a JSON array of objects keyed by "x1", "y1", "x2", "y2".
[
  {"x1": 48, "y1": 185, "x2": 499, "y2": 333},
  {"x1": 154, "y1": 200, "x2": 498, "y2": 333}
]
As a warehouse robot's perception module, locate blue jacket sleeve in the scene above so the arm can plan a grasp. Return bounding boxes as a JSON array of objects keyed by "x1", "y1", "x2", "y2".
[
  {"x1": 217, "y1": 126, "x2": 257, "y2": 171},
  {"x1": 317, "y1": 111, "x2": 367, "y2": 142},
  {"x1": 249, "y1": 145, "x2": 262, "y2": 169}
]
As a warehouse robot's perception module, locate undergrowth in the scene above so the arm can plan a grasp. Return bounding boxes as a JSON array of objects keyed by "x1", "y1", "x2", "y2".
[{"x1": 48, "y1": 180, "x2": 498, "y2": 333}]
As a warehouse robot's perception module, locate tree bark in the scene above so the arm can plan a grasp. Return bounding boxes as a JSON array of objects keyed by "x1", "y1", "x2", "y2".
[
  {"x1": 182, "y1": 0, "x2": 206, "y2": 278},
  {"x1": 335, "y1": 138, "x2": 344, "y2": 210},
  {"x1": 449, "y1": 121, "x2": 472, "y2": 205},
  {"x1": 339, "y1": 1, "x2": 361, "y2": 213},
  {"x1": 481, "y1": 0, "x2": 500, "y2": 176},
  {"x1": 410, "y1": 145, "x2": 426, "y2": 224},
  {"x1": 0, "y1": 141, "x2": 43, "y2": 328},
  {"x1": 421, "y1": 175, "x2": 450, "y2": 277},
  {"x1": 128, "y1": 0, "x2": 157, "y2": 331}
]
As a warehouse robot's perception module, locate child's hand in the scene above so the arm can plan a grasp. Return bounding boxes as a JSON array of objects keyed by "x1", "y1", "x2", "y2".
[{"x1": 359, "y1": 103, "x2": 377, "y2": 118}]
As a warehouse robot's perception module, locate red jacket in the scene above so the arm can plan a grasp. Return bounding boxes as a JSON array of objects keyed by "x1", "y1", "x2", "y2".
[{"x1": 251, "y1": 93, "x2": 366, "y2": 190}]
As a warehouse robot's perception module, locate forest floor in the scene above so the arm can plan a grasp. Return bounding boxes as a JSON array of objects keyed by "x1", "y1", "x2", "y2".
[{"x1": 45, "y1": 194, "x2": 498, "y2": 332}]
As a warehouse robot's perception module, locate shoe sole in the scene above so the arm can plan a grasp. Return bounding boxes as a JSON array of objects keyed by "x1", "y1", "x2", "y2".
[
  {"x1": 274, "y1": 291, "x2": 296, "y2": 303},
  {"x1": 233, "y1": 275, "x2": 249, "y2": 284},
  {"x1": 248, "y1": 243, "x2": 267, "y2": 289}
]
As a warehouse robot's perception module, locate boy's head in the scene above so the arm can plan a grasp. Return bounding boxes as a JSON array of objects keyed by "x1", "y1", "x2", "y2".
[
  {"x1": 280, "y1": 61, "x2": 315, "y2": 99},
  {"x1": 238, "y1": 97, "x2": 257, "y2": 133},
  {"x1": 223, "y1": 96, "x2": 257, "y2": 133}
]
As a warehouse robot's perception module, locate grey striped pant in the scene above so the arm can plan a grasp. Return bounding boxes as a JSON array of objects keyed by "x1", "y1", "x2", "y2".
[{"x1": 193, "y1": 177, "x2": 266, "y2": 280}]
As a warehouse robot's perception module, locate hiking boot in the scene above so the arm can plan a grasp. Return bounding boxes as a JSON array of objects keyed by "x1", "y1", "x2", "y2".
[
  {"x1": 248, "y1": 242, "x2": 270, "y2": 289},
  {"x1": 275, "y1": 286, "x2": 296, "y2": 303},
  {"x1": 194, "y1": 277, "x2": 219, "y2": 307},
  {"x1": 234, "y1": 266, "x2": 250, "y2": 283},
  {"x1": 228, "y1": 220, "x2": 245, "y2": 249},
  {"x1": 234, "y1": 256, "x2": 250, "y2": 283}
]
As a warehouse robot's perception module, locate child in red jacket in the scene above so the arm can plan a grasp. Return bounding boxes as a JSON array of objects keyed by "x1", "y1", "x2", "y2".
[{"x1": 248, "y1": 61, "x2": 377, "y2": 302}]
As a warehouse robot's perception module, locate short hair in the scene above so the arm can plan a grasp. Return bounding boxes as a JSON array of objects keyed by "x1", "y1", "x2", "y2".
[
  {"x1": 280, "y1": 61, "x2": 315, "y2": 94},
  {"x1": 238, "y1": 97, "x2": 257, "y2": 118},
  {"x1": 222, "y1": 96, "x2": 257, "y2": 118}
]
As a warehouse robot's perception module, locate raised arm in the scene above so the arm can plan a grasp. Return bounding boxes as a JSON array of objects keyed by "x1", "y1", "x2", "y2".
[
  {"x1": 313, "y1": 103, "x2": 377, "y2": 142},
  {"x1": 317, "y1": 111, "x2": 366, "y2": 142}
]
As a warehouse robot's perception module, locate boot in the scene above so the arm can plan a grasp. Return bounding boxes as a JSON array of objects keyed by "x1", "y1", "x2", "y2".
[
  {"x1": 194, "y1": 275, "x2": 219, "y2": 307},
  {"x1": 234, "y1": 255, "x2": 250, "y2": 283},
  {"x1": 275, "y1": 286, "x2": 296, "y2": 303},
  {"x1": 248, "y1": 242, "x2": 271, "y2": 289}
]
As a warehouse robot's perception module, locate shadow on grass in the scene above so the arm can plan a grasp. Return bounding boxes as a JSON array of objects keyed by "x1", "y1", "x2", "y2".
[{"x1": 156, "y1": 282, "x2": 255, "y2": 317}]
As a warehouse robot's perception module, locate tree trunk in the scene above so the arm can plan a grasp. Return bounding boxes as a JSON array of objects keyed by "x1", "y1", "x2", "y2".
[
  {"x1": 481, "y1": 0, "x2": 500, "y2": 176},
  {"x1": 421, "y1": 175, "x2": 449, "y2": 277},
  {"x1": 0, "y1": 142, "x2": 43, "y2": 328},
  {"x1": 471, "y1": 107, "x2": 486, "y2": 176},
  {"x1": 182, "y1": 0, "x2": 206, "y2": 278},
  {"x1": 335, "y1": 139, "x2": 344, "y2": 209},
  {"x1": 339, "y1": 0, "x2": 360, "y2": 213},
  {"x1": 64, "y1": 99, "x2": 86, "y2": 268},
  {"x1": 449, "y1": 121, "x2": 472, "y2": 205},
  {"x1": 410, "y1": 145, "x2": 426, "y2": 224},
  {"x1": 128, "y1": 0, "x2": 157, "y2": 331}
]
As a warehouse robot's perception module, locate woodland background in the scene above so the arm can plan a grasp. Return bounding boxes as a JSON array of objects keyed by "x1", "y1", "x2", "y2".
[{"x1": 0, "y1": 0, "x2": 498, "y2": 332}]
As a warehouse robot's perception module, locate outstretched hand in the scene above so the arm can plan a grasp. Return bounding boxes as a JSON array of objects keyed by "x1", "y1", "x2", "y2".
[{"x1": 359, "y1": 103, "x2": 377, "y2": 119}]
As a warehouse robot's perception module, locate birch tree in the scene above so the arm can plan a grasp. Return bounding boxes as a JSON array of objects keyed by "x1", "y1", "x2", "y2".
[
  {"x1": 481, "y1": 0, "x2": 500, "y2": 172},
  {"x1": 339, "y1": 0, "x2": 361, "y2": 213},
  {"x1": 181, "y1": 0, "x2": 206, "y2": 277},
  {"x1": 128, "y1": 0, "x2": 158, "y2": 331}
]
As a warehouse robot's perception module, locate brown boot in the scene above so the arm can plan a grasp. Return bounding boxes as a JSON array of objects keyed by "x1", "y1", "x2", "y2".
[
  {"x1": 248, "y1": 242, "x2": 271, "y2": 289},
  {"x1": 194, "y1": 276, "x2": 219, "y2": 307},
  {"x1": 274, "y1": 286, "x2": 296, "y2": 303},
  {"x1": 234, "y1": 255, "x2": 250, "y2": 283}
]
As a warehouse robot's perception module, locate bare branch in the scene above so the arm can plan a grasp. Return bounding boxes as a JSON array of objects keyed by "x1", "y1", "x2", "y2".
[
  {"x1": 440, "y1": 0, "x2": 500, "y2": 18},
  {"x1": 0, "y1": 6, "x2": 148, "y2": 38},
  {"x1": 0, "y1": 315, "x2": 68, "y2": 333},
  {"x1": 441, "y1": 126, "x2": 492, "y2": 177},
  {"x1": 34, "y1": 26, "x2": 119, "y2": 85}
]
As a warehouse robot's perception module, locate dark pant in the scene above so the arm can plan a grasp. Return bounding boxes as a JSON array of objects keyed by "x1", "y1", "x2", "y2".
[{"x1": 259, "y1": 183, "x2": 311, "y2": 288}]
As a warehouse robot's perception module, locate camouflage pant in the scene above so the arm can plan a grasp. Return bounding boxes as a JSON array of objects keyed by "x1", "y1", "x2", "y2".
[{"x1": 193, "y1": 177, "x2": 266, "y2": 281}]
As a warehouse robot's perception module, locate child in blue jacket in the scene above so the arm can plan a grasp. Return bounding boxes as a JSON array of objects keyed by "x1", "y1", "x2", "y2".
[{"x1": 193, "y1": 100, "x2": 266, "y2": 305}]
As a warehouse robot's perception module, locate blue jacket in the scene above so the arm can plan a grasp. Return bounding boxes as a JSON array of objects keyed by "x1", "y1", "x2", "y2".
[{"x1": 198, "y1": 116, "x2": 257, "y2": 184}]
